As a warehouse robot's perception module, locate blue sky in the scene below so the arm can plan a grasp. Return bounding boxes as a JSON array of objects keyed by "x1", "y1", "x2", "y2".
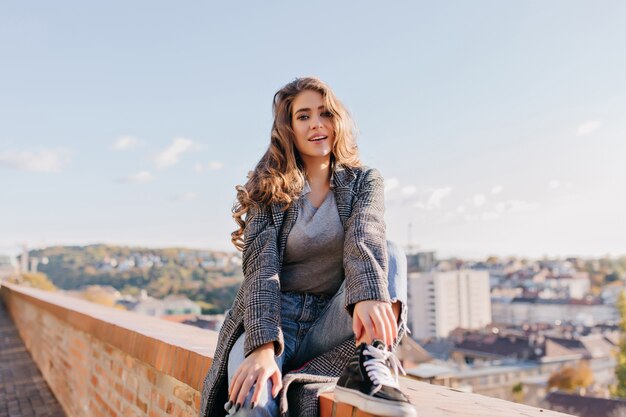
[{"x1": 1, "y1": 1, "x2": 625, "y2": 259}]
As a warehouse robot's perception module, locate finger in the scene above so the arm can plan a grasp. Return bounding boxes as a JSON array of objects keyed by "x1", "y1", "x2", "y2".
[
  {"x1": 374, "y1": 305, "x2": 393, "y2": 347},
  {"x1": 251, "y1": 371, "x2": 270, "y2": 406},
  {"x1": 353, "y1": 319, "x2": 363, "y2": 341},
  {"x1": 229, "y1": 368, "x2": 245, "y2": 404},
  {"x1": 359, "y1": 313, "x2": 375, "y2": 344},
  {"x1": 352, "y1": 315, "x2": 360, "y2": 336},
  {"x1": 386, "y1": 304, "x2": 399, "y2": 341},
  {"x1": 236, "y1": 373, "x2": 256, "y2": 407},
  {"x1": 382, "y1": 306, "x2": 395, "y2": 347},
  {"x1": 229, "y1": 364, "x2": 243, "y2": 396},
  {"x1": 369, "y1": 310, "x2": 388, "y2": 345},
  {"x1": 270, "y1": 369, "x2": 283, "y2": 398}
]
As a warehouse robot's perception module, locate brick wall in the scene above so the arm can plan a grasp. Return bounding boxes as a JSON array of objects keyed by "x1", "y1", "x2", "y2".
[
  {"x1": 1, "y1": 283, "x2": 213, "y2": 417},
  {"x1": 0, "y1": 283, "x2": 574, "y2": 417}
]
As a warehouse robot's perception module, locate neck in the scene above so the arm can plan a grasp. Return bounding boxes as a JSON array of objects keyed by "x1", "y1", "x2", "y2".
[{"x1": 302, "y1": 156, "x2": 332, "y2": 186}]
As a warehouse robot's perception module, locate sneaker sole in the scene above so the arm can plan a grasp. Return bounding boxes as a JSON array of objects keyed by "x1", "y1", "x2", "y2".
[{"x1": 334, "y1": 386, "x2": 417, "y2": 417}]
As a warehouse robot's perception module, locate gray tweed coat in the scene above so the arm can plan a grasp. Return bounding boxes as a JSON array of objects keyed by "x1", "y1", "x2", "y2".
[{"x1": 199, "y1": 164, "x2": 407, "y2": 417}]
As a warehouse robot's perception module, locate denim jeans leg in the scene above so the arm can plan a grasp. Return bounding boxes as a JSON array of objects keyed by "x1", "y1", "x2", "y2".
[
  {"x1": 386, "y1": 239, "x2": 409, "y2": 334},
  {"x1": 290, "y1": 239, "x2": 408, "y2": 368},
  {"x1": 225, "y1": 291, "x2": 313, "y2": 416}
]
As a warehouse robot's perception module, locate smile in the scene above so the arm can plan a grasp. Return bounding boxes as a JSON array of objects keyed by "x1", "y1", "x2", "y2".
[{"x1": 308, "y1": 136, "x2": 327, "y2": 142}]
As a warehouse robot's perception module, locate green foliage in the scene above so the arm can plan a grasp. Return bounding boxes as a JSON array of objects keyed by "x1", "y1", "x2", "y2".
[
  {"x1": 613, "y1": 290, "x2": 626, "y2": 398},
  {"x1": 27, "y1": 244, "x2": 243, "y2": 314},
  {"x1": 8, "y1": 272, "x2": 57, "y2": 291},
  {"x1": 548, "y1": 362, "x2": 594, "y2": 392}
]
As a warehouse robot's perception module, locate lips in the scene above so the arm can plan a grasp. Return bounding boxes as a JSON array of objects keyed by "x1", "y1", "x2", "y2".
[{"x1": 308, "y1": 135, "x2": 327, "y2": 142}]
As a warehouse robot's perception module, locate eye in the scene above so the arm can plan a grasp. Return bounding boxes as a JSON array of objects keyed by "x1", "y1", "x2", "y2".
[
  {"x1": 297, "y1": 114, "x2": 309, "y2": 120},
  {"x1": 321, "y1": 111, "x2": 333, "y2": 118}
]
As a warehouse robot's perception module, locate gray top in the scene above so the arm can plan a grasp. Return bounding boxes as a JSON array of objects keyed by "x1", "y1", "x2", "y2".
[{"x1": 280, "y1": 181, "x2": 345, "y2": 295}]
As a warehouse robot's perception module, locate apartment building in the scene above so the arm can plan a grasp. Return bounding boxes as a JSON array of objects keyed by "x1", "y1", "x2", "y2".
[{"x1": 408, "y1": 269, "x2": 491, "y2": 339}]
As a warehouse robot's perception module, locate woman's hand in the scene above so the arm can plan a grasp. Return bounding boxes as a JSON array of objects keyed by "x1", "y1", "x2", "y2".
[
  {"x1": 352, "y1": 300, "x2": 398, "y2": 348},
  {"x1": 228, "y1": 342, "x2": 282, "y2": 410}
]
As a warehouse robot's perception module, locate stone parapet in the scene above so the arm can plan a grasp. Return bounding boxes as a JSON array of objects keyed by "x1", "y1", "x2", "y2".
[{"x1": 0, "y1": 283, "x2": 573, "y2": 417}]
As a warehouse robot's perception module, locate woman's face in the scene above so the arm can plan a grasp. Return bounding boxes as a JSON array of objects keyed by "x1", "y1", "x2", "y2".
[{"x1": 291, "y1": 89, "x2": 335, "y2": 166}]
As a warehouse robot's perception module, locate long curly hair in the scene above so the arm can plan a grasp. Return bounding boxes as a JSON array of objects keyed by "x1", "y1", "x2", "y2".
[{"x1": 231, "y1": 76, "x2": 361, "y2": 250}]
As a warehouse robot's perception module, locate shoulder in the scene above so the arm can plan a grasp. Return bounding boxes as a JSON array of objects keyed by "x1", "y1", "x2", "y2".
[
  {"x1": 337, "y1": 164, "x2": 383, "y2": 184},
  {"x1": 358, "y1": 165, "x2": 382, "y2": 180},
  {"x1": 348, "y1": 165, "x2": 385, "y2": 192}
]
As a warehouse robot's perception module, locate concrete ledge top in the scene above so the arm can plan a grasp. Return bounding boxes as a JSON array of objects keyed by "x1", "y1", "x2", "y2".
[
  {"x1": 1, "y1": 283, "x2": 575, "y2": 417},
  {"x1": 0, "y1": 282, "x2": 217, "y2": 391}
]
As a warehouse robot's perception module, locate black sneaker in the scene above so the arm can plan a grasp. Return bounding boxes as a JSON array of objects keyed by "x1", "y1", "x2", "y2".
[{"x1": 335, "y1": 339, "x2": 417, "y2": 417}]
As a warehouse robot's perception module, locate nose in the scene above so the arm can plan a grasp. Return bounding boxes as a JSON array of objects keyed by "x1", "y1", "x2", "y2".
[{"x1": 311, "y1": 115, "x2": 324, "y2": 129}]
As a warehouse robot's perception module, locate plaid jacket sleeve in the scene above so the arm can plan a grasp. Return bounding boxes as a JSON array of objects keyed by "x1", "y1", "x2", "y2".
[
  {"x1": 343, "y1": 167, "x2": 391, "y2": 315},
  {"x1": 241, "y1": 204, "x2": 284, "y2": 357}
]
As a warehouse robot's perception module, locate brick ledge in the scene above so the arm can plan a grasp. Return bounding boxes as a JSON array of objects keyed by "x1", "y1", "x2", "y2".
[{"x1": 0, "y1": 282, "x2": 216, "y2": 391}]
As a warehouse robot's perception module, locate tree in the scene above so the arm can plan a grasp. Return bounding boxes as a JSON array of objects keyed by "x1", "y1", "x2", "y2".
[
  {"x1": 511, "y1": 382, "x2": 524, "y2": 403},
  {"x1": 613, "y1": 290, "x2": 626, "y2": 397},
  {"x1": 82, "y1": 286, "x2": 116, "y2": 307},
  {"x1": 548, "y1": 362, "x2": 594, "y2": 392},
  {"x1": 8, "y1": 272, "x2": 57, "y2": 291}
]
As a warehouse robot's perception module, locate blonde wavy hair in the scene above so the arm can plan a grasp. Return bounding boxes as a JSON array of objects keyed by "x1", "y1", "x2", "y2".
[{"x1": 231, "y1": 76, "x2": 361, "y2": 250}]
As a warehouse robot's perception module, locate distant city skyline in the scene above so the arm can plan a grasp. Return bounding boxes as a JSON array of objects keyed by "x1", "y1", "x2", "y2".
[{"x1": 1, "y1": 2, "x2": 625, "y2": 259}]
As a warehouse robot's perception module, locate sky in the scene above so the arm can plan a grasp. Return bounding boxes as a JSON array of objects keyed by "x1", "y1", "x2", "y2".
[{"x1": 1, "y1": 1, "x2": 625, "y2": 260}]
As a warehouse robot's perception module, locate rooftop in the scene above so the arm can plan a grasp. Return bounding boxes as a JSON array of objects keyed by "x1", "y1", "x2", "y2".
[
  {"x1": 0, "y1": 282, "x2": 576, "y2": 417},
  {"x1": 0, "y1": 299, "x2": 66, "y2": 417}
]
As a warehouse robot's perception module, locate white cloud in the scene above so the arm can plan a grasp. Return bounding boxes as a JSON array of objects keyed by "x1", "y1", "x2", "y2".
[
  {"x1": 414, "y1": 186, "x2": 453, "y2": 210},
  {"x1": 473, "y1": 194, "x2": 486, "y2": 207},
  {"x1": 401, "y1": 185, "x2": 417, "y2": 196},
  {"x1": 495, "y1": 199, "x2": 539, "y2": 213},
  {"x1": 384, "y1": 177, "x2": 399, "y2": 194},
  {"x1": 436, "y1": 211, "x2": 457, "y2": 224},
  {"x1": 0, "y1": 148, "x2": 71, "y2": 173},
  {"x1": 491, "y1": 185, "x2": 503, "y2": 195},
  {"x1": 456, "y1": 205, "x2": 466, "y2": 213},
  {"x1": 577, "y1": 120, "x2": 602, "y2": 136},
  {"x1": 505, "y1": 200, "x2": 539, "y2": 213},
  {"x1": 463, "y1": 214, "x2": 479, "y2": 223},
  {"x1": 121, "y1": 171, "x2": 155, "y2": 183},
  {"x1": 175, "y1": 191, "x2": 198, "y2": 202},
  {"x1": 482, "y1": 211, "x2": 500, "y2": 221},
  {"x1": 154, "y1": 137, "x2": 194, "y2": 169},
  {"x1": 195, "y1": 161, "x2": 224, "y2": 173},
  {"x1": 428, "y1": 187, "x2": 453, "y2": 208},
  {"x1": 112, "y1": 135, "x2": 141, "y2": 151},
  {"x1": 549, "y1": 179, "x2": 561, "y2": 189}
]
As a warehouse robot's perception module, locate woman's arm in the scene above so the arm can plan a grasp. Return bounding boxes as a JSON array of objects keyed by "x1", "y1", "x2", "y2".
[
  {"x1": 343, "y1": 167, "x2": 397, "y2": 346},
  {"x1": 343, "y1": 167, "x2": 391, "y2": 310},
  {"x1": 227, "y1": 205, "x2": 284, "y2": 410},
  {"x1": 240, "y1": 204, "x2": 284, "y2": 357}
]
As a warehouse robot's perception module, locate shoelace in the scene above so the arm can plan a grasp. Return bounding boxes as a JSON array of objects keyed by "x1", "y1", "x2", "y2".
[{"x1": 362, "y1": 345, "x2": 407, "y2": 394}]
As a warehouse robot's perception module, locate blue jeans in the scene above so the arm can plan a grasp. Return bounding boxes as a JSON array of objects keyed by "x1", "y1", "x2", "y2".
[{"x1": 226, "y1": 240, "x2": 408, "y2": 416}]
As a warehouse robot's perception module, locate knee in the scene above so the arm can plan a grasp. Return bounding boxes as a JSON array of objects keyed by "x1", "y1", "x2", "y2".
[
  {"x1": 228, "y1": 379, "x2": 279, "y2": 417},
  {"x1": 230, "y1": 402, "x2": 278, "y2": 417}
]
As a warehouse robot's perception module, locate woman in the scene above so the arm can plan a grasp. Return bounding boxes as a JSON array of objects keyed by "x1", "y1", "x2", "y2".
[{"x1": 199, "y1": 77, "x2": 415, "y2": 417}]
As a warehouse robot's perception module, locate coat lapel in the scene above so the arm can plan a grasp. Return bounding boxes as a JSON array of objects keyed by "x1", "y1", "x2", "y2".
[
  {"x1": 331, "y1": 164, "x2": 357, "y2": 229},
  {"x1": 272, "y1": 201, "x2": 297, "y2": 264}
]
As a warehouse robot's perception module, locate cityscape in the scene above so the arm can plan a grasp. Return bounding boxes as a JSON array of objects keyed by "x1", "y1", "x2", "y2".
[
  {"x1": 2, "y1": 244, "x2": 625, "y2": 416},
  {"x1": 2, "y1": 2, "x2": 625, "y2": 416}
]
